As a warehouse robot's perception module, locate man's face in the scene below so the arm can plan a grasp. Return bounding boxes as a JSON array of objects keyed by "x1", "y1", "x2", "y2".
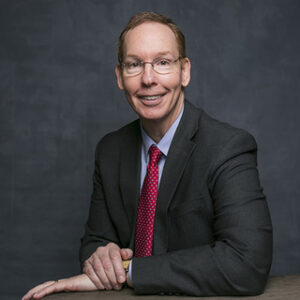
[{"x1": 115, "y1": 22, "x2": 190, "y2": 127}]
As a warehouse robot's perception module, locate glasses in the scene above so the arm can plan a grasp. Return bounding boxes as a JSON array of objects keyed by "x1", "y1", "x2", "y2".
[{"x1": 121, "y1": 57, "x2": 182, "y2": 76}]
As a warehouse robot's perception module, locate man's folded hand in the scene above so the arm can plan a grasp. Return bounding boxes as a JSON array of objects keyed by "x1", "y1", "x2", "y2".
[{"x1": 83, "y1": 242, "x2": 133, "y2": 290}]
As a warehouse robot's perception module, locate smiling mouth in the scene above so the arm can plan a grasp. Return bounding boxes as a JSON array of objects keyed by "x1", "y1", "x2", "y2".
[{"x1": 138, "y1": 94, "x2": 166, "y2": 101}]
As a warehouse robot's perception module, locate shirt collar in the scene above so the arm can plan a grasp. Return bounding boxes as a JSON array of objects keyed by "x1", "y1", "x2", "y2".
[{"x1": 141, "y1": 103, "x2": 184, "y2": 160}]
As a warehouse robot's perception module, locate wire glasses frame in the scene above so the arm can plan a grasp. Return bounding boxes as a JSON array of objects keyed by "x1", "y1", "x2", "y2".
[{"x1": 121, "y1": 57, "x2": 182, "y2": 76}]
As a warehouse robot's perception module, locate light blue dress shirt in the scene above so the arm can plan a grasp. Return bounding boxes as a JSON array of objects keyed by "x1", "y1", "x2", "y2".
[{"x1": 128, "y1": 103, "x2": 184, "y2": 282}]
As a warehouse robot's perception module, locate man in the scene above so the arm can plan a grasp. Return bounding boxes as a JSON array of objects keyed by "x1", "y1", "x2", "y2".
[{"x1": 23, "y1": 12, "x2": 272, "y2": 299}]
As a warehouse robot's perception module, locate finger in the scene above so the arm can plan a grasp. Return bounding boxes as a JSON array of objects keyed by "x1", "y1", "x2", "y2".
[
  {"x1": 84, "y1": 251, "x2": 113, "y2": 290},
  {"x1": 31, "y1": 280, "x2": 66, "y2": 299},
  {"x1": 84, "y1": 243, "x2": 123, "y2": 290},
  {"x1": 91, "y1": 255, "x2": 114, "y2": 290},
  {"x1": 120, "y1": 248, "x2": 133, "y2": 260},
  {"x1": 84, "y1": 260, "x2": 106, "y2": 290},
  {"x1": 109, "y1": 248, "x2": 127, "y2": 285},
  {"x1": 22, "y1": 281, "x2": 55, "y2": 300},
  {"x1": 99, "y1": 250, "x2": 120, "y2": 289}
]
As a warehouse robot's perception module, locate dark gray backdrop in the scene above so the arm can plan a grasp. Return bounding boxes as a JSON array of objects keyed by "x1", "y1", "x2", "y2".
[{"x1": 1, "y1": 0, "x2": 299, "y2": 299}]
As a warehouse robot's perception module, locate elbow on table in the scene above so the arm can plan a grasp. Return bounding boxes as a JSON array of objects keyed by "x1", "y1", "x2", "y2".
[
  {"x1": 228, "y1": 235, "x2": 273, "y2": 295},
  {"x1": 237, "y1": 276, "x2": 268, "y2": 296},
  {"x1": 229, "y1": 264, "x2": 271, "y2": 296}
]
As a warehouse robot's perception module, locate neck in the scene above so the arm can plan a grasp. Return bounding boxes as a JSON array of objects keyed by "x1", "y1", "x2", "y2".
[{"x1": 141, "y1": 100, "x2": 183, "y2": 143}]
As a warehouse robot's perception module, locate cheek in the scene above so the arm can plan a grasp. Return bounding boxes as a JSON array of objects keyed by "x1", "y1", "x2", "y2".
[
  {"x1": 161, "y1": 73, "x2": 183, "y2": 90},
  {"x1": 122, "y1": 79, "x2": 138, "y2": 96}
]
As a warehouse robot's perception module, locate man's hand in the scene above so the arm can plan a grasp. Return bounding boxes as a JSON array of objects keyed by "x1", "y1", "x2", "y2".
[
  {"x1": 22, "y1": 274, "x2": 96, "y2": 300},
  {"x1": 83, "y1": 242, "x2": 133, "y2": 290}
]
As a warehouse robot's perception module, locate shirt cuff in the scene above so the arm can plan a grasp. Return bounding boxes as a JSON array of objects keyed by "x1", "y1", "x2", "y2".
[{"x1": 128, "y1": 259, "x2": 133, "y2": 284}]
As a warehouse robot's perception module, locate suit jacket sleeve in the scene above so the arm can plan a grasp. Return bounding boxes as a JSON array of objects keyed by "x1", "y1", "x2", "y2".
[
  {"x1": 79, "y1": 121, "x2": 141, "y2": 268},
  {"x1": 132, "y1": 130, "x2": 273, "y2": 296},
  {"x1": 79, "y1": 137, "x2": 121, "y2": 267}
]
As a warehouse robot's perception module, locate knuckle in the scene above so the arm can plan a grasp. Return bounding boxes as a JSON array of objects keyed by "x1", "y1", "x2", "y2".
[
  {"x1": 108, "y1": 242, "x2": 119, "y2": 250},
  {"x1": 84, "y1": 265, "x2": 92, "y2": 276},
  {"x1": 102, "y1": 260, "x2": 113, "y2": 271},
  {"x1": 110, "y1": 252, "x2": 120, "y2": 261},
  {"x1": 96, "y1": 246, "x2": 105, "y2": 254},
  {"x1": 94, "y1": 262, "x2": 102, "y2": 273}
]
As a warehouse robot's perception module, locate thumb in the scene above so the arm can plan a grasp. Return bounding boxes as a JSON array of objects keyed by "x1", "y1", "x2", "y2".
[{"x1": 120, "y1": 248, "x2": 133, "y2": 260}]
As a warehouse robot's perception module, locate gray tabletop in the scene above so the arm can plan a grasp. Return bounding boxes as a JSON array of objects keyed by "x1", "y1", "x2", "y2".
[{"x1": 44, "y1": 275, "x2": 300, "y2": 300}]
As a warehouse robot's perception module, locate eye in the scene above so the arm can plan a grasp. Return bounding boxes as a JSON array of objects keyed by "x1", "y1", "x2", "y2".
[
  {"x1": 157, "y1": 59, "x2": 171, "y2": 66},
  {"x1": 126, "y1": 61, "x2": 141, "y2": 69}
]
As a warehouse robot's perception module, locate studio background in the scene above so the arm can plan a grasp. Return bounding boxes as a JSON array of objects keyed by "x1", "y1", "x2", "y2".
[{"x1": 0, "y1": 1, "x2": 299, "y2": 299}]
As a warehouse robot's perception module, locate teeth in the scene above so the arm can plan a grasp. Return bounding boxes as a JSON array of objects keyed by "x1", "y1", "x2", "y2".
[{"x1": 141, "y1": 95, "x2": 161, "y2": 100}]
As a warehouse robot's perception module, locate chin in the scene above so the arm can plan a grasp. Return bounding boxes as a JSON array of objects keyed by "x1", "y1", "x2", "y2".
[{"x1": 138, "y1": 106, "x2": 166, "y2": 121}]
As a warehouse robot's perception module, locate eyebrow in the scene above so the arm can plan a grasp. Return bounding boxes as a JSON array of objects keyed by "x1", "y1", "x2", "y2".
[{"x1": 125, "y1": 51, "x2": 173, "y2": 60}]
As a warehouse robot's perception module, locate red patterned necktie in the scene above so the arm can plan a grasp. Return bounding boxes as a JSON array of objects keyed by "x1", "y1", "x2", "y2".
[{"x1": 135, "y1": 145, "x2": 162, "y2": 257}]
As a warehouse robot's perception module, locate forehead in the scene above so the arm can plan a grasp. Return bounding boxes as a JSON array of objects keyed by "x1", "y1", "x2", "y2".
[{"x1": 123, "y1": 22, "x2": 178, "y2": 59}]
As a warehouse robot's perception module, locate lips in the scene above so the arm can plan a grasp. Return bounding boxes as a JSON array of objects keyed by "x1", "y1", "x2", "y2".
[{"x1": 136, "y1": 93, "x2": 166, "y2": 107}]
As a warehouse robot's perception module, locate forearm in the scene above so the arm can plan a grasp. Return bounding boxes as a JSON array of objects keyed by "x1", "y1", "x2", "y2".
[
  {"x1": 80, "y1": 139, "x2": 124, "y2": 267},
  {"x1": 132, "y1": 234, "x2": 272, "y2": 296}
]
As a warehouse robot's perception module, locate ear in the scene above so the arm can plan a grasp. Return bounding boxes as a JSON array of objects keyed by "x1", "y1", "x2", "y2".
[
  {"x1": 115, "y1": 65, "x2": 124, "y2": 90},
  {"x1": 181, "y1": 57, "x2": 191, "y2": 88}
]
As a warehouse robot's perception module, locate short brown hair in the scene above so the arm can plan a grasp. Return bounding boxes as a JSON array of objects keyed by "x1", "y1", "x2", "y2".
[{"x1": 117, "y1": 12, "x2": 186, "y2": 64}]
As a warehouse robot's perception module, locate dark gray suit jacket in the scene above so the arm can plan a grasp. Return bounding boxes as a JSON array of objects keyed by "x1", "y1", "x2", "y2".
[{"x1": 80, "y1": 100, "x2": 273, "y2": 296}]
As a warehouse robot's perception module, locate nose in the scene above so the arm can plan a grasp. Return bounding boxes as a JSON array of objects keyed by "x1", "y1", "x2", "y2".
[{"x1": 141, "y1": 63, "x2": 157, "y2": 86}]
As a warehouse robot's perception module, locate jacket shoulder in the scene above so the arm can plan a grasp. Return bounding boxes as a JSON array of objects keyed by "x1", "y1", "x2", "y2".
[
  {"x1": 198, "y1": 110, "x2": 257, "y2": 150},
  {"x1": 95, "y1": 119, "x2": 140, "y2": 157},
  {"x1": 183, "y1": 100, "x2": 255, "y2": 146}
]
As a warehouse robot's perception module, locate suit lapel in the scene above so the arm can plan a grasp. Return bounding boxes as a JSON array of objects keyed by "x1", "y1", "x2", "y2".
[
  {"x1": 153, "y1": 101, "x2": 201, "y2": 254},
  {"x1": 119, "y1": 121, "x2": 142, "y2": 248}
]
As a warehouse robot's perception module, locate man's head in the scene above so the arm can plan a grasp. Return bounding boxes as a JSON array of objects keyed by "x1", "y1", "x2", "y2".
[
  {"x1": 117, "y1": 12, "x2": 186, "y2": 65},
  {"x1": 115, "y1": 12, "x2": 191, "y2": 134}
]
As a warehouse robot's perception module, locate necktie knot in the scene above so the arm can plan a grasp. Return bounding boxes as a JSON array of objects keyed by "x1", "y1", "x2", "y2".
[{"x1": 149, "y1": 145, "x2": 162, "y2": 165}]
